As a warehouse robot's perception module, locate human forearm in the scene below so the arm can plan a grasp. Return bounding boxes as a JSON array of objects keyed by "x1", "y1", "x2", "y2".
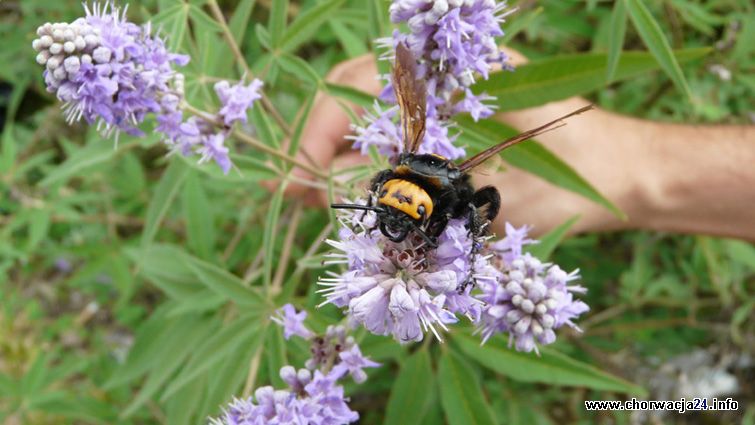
[{"x1": 488, "y1": 98, "x2": 755, "y2": 239}]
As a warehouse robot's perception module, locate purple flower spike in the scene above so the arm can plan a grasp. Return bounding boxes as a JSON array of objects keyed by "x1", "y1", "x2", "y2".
[
  {"x1": 214, "y1": 79, "x2": 264, "y2": 126},
  {"x1": 271, "y1": 304, "x2": 314, "y2": 340},
  {"x1": 353, "y1": 0, "x2": 512, "y2": 159},
  {"x1": 32, "y1": 2, "x2": 188, "y2": 139},
  {"x1": 476, "y1": 224, "x2": 589, "y2": 354}
]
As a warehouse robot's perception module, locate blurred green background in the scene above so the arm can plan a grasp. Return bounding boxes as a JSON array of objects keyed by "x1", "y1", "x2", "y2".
[{"x1": 1, "y1": 0, "x2": 753, "y2": 424}]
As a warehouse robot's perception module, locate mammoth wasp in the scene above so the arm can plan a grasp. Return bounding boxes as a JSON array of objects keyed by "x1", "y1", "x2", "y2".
[{"x1": 332, "y1": 43, "x2": 592, "y2": 260}]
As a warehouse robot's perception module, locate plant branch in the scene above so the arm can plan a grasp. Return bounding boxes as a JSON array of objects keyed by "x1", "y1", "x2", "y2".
[{"x1": 182, "y1": 103, "x2": 330, "y2": 180}]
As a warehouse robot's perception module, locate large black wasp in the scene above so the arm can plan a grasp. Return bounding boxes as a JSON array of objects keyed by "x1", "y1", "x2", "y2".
[{"x1": 332, "y1": 43, "x2": 592, "y2": 265}]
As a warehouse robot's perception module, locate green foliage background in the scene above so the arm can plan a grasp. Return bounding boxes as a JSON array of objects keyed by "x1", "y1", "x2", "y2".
[{"x1": 1, "y1": 0, "x2": 753, "y2": 424}]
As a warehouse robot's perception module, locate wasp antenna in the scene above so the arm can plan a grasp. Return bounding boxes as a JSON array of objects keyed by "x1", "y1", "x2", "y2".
[{"x1": 330, "y1": 204, "x2": 379, "y2": 212}]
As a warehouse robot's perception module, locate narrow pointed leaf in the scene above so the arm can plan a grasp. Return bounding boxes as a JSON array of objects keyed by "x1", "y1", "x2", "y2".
[
  {"x1": 526, "y1": 215, "x2": 580, "y2": 260},
  {"x1": 454, "y1": 334, "x2": 646, "y2": 395},
  {"x1": 279, "y1": 0, "x2": 346, "y2": 53},
  {"x1": 606, "y1": 0, "x2": 627, "y2": 81},
  {"x1": 141, "y1": 160, "x2": 189, "y2": 245},
  {"x1": 384, "y1": 349, "x2": 436, "y2": 425},
  {"x1": 625, "y1": 0, "x2": 692, "y2": 98},
  {"x1": 438, "y1": 351, "x2": 497, "y2": 425},
  {"x1": 475, "y1": 48, "x2": 708, "y2": 111}
]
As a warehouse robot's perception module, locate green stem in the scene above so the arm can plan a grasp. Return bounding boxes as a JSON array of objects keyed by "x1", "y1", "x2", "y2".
[{"x1": 182, "y1": 103, "x2": 329, "y2": 180}]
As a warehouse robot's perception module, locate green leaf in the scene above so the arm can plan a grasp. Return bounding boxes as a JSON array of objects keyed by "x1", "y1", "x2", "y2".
[
  {"x1": 39, "y1": 142, "x2": 117, "y2": 187},
  {"x1": 438, "y1": 350, "x2": 497, "y2": 425},
  {"x1": 183, "y1": 252, "x2": 266, "y2": 306},
  {"x1": 263, "y1": 183, "x2": 288, "y2": 287},
  {"x1": 475, "y1": 48, "x2": 709, "y2": 111},
  {"x1": 277, "y1": 54, "x2": 321, "y2": 86},
  {"x1": 286, "y1": 88, "x2": 317, "y2": 158},
  {"x1": 141, "y1": 160, "x2": 189, "y2": 246},
  {"x1": 229, "y1": 0, "x2": 256, "y2": 44},
  {"x1": 606, "y1": 0, "x2": 627, "y2": 82},
  {"x1": 160, "y1": 317, "x2": 264, "y2": 401},
  {"x1": 366, "y1": 0, "x2": 388, "y2": 41},
  {"x1": 329, "y1": 20, "x2": 367, "y2": 57},
  {"x1": 182, "y1": 170, "x2": 216, "y2": 260},
  {"x1": 121, "y1": 316, "x2": 220, "y2": 417},
  {"x1": 25, "y1": 208, "x2": 51, "y2": 253},
  {"x1": 325, "y1": 82, "x2": 376, "y2": 109},
  {"x1": 268, "y1": 0, "x2": 288, "y2": 47},
  {"x1": 526, "y1": 215, "x2": 580, "y2": 260},
  {"x1": 279, "y1": 0, "x2": 347, "y2": 53},
  {"x1": 454, "y1": 334, "x2": 646, "y2": 395},
  {"x1": 501, "y1": 7, "x2": 542, "y2": 44},
  {"x1": 151, "y1": 3, "x2": 190, "y2": 52},
  {"x1": 249, "y1": 104, "x2": 278, "y2": 148},
  {"x1": 455, "y1": 116, "x2": 624, "y2": 218},
  {"x1": 264, "y1": 326, "x2": 287, "y2": 387},
  {"x1": 128, "y1": 245, "x2": 203, "y2": 300},
  {"x1": 624, "y1": 0, "x2": 692, "y2": 98},
  {"x1": 384, "y1": 349, "x2": 436, "y2": 425}
]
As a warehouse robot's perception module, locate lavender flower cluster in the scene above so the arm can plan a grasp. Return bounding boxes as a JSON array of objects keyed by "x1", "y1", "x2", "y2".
[
  {"x1": 211, "y1": 305, "x2": 379, "y2": 425},
  {"x1": 321, "y1": 206, "x2": 589, "y2": 352},
  {"x1": 476, "y1": 224, "x2": 590, "y2": 353},
  {"x1": 32, "y1": 2, "x2": 263, "y2": 174},
  {"x1": 319, "y1": 204, "x2": 494, "y2": 343},
  {"x1": 351, "y1": 0, "x2": 513, "y2": 159}
]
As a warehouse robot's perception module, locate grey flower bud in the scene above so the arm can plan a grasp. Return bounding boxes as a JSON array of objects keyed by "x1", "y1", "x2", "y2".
[
  {"x1": 92, "y1": 46, "x2": 111, "y2": 63},
  {"x1": 49, "y1": 43, "x2": 63, "y2": 55}
]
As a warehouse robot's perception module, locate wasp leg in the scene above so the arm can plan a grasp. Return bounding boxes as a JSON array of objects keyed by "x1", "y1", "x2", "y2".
[
  {"x1": 410, "y1": 222, "x2": 438, "y2": 248},
  {"x1": 471, "y1": 185, "x2": 501, "y2": 225}
]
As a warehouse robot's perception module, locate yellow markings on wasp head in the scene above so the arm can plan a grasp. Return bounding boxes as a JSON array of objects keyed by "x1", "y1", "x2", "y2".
[{"x1": 378, "y1": 179, "x2": 433, "y2": 220}]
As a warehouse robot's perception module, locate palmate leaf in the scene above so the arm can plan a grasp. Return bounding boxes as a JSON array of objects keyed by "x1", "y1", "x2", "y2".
[
  {"x1": 454, "y1": 116, "x2": 624, "y2": 218},
  {"x1": 474, "y1": 48, "x2": 709, "y2": 111},
  {"x1": 383, "y1": 349, "x2": 436, "y2": 425},
  {"x1": 453, "y1": 333, "x2": 646, "y2": 395},
  {"x1": 438, "y1": 350, "x2": 497, "y2": 425}
]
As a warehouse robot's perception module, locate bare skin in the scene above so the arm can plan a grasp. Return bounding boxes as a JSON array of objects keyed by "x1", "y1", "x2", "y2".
[{"x1": 283, "y1": 50, "x2": 755, "y2": 240}]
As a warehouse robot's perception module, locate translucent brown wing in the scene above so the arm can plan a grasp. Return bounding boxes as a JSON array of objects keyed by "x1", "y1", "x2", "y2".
[
  {"x1": 457, "y1": 105, "x2": 594, "y2": 172},
  {"x1": 392, "y1": 43, "x2": 426, "y2": 154}
]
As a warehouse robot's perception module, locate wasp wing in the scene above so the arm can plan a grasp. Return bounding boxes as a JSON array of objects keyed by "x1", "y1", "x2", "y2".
[
  {"x1": 393, "y1": 43, "x2": 426, "y2": 154},
  {"x1": 457, "y1": 105, "x2": 594, "y2": 172}
]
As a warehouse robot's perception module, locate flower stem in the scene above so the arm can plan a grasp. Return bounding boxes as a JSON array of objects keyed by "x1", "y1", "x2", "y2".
[
  {"x1": 205, "y1": 0, "x2": 291, "y2": 136},
  {"x1": 182, "y1": 103, "x2": 329, "y2": 180}
]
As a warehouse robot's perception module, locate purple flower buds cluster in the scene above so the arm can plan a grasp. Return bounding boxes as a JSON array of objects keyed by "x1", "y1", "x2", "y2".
[
  {"x1": 32, "y1": 3, "x2": 189, "y2": 137},
  {"x1": 32, "y1": 2, "x2": 263, "y2": 174},
  {"x1": 319, "y1": 206, "x2": 491, "y2": 343},
  {"x1": 476, "y1": 224, "x2": 590, "y2": 353},
  {"x1": 351, "y1": 0, "x2": 512, "y2": 159},
  {"x1": 212, "y1": 304, "x2": 379, "y2": 424}
]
